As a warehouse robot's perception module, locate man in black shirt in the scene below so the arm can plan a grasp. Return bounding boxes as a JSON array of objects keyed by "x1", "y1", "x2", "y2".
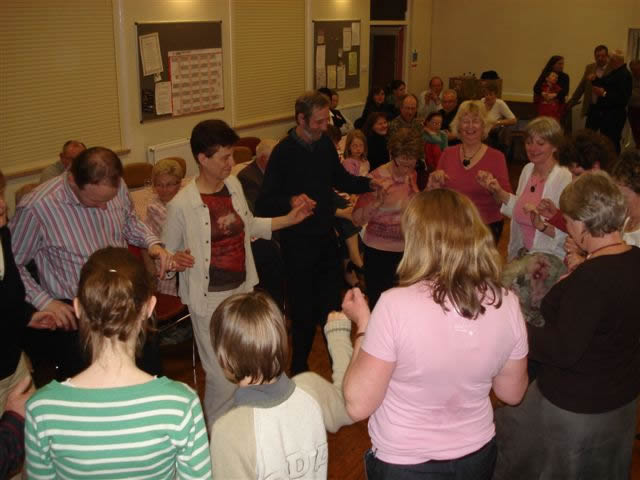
[
  {"x1": 439, "y1": 89, "x2": 460, "y2": 146},
  {"x1": 257, "y1": 92, "x2": 377, "y2": 373}
]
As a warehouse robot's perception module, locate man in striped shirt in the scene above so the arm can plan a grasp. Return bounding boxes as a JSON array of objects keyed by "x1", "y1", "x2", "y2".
[{"x1": 10, "y1": 147, "x2": 172, "y2": 376}]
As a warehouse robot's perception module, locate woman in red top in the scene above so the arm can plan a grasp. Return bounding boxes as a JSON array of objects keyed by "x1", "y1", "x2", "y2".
[{"x1": 428, "y1": 100, "x2": 512, "y2": 243}]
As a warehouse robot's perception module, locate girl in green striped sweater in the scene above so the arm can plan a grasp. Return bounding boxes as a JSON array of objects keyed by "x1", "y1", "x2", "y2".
[{"x1": 25, "y1": 247, "x2": 212, "y2": 480}]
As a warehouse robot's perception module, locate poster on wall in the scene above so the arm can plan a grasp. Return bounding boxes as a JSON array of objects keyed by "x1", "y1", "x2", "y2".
[
  {"x1": 313, "y1": 20, "x2": 360, "y2": 91},
  {"x1": 168, "y1": 47, "x2": 224, "y2": 116}
]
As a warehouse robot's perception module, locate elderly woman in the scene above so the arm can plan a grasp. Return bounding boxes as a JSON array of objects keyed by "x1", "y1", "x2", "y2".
[
  {"x1": 163, "y1": 119, "x2": 309, "y2": 425},
  {"x1": 494, "y1": 172, "x2": 640, "y2": 480},
  {"x1": 480, "y1": 116, "x2": 572, "y2": 260},
  {"x1": 343, "y1": 189, "x2": 528, "y2": 480},
  {"x1": 428, "y1": 100, "x2": 512, "y2": 243},
  {"x1": 352, "y1": 128, "x2": 421, "y2": 308}
]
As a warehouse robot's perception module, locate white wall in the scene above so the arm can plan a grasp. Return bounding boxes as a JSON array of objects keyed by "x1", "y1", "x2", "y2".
[{"x1": 430, "y1": 0, "x2": 640, "y2": 101}]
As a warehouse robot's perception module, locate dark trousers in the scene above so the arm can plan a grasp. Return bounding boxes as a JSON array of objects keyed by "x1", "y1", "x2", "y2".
[
  {"x1": 281, "y1": 233, "x2": 342, "y2": 375},
  {"x1": 251, "y1": 238, "x2": 285, "y2": 312},
  {"x1": 364, "y1": 245, "x2": 403, "y2": 309},
  {"x1": 364, "y1": 438, "x2": 497, "y2": 480},
  {"x1": 586, "y1": 106, "x2": 627, "y2": 153}
]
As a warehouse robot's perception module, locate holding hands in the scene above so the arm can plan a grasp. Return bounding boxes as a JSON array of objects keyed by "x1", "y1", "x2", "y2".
[
  {"x1": 290, "y1": 194, "x2": 317, "y2": 216},
  {"x1": 536, "y1": 198, "x2": 559, "y2": 220},
  {"x1": 427, "y1": 169, "x2": 448, "y2": 190}
]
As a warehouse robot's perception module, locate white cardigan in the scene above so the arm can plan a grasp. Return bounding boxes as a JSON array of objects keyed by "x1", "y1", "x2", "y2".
[
  {"x1": 162, "y1": 176, "x2": 272, "y2": 316},
  {"x1": 501, "y1": 162, "x2": 572, "y2": 261}
]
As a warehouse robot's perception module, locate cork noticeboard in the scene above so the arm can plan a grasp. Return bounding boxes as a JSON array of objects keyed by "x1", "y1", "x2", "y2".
[{"x1": 313, "y1": 20, "x2": 361, "y2": 91}]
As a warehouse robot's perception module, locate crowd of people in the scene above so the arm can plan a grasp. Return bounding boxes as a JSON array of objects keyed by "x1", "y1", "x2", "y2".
[{"x1": 0, "y1": 42, "x2": 639, "y2": 480}]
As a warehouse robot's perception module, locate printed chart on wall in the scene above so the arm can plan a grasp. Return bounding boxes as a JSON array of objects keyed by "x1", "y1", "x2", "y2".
[
  {"x1": 136, "y1": 21, "x2": 223, "y2": 122},
  {"x1": 313, "y1": 20, "x2": 360, "y2": 91}
]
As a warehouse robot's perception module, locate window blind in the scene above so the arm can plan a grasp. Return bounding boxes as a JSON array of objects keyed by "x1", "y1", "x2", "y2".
[
  {"x1": 231, "y1": 0, "x2": 306, "y2": 127},
  {"x1": 0, "y1": 0, "x2": 121, "y2": 175}
]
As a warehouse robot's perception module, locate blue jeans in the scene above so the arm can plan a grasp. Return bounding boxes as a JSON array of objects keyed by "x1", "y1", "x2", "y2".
[{"x1": 364, "y1": 438, "x2": 497, "y2": 480}]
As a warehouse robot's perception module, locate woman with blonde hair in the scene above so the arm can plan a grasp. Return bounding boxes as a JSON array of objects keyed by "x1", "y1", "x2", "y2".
[
  {"x1": 428, "y1": 100, "x2": 512, "y2": 243},
  {"x1": 494, "y1": 171, "x2": 640, "y2": 479},
  {"x1": 25, "y1": 247, "x2": 212, "y2": 479},
  {"x1": 343, "y1": 189, "x2": 528, "y2": 479}
]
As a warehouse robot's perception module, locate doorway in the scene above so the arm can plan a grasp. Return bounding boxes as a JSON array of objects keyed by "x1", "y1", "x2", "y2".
[{"x1": 369, "y1": 26, "x2": 405, "y2": 90}]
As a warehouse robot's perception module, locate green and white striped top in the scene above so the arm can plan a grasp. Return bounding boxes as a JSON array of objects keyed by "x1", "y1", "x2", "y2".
[{"x1": 25, "y1": 377, "x2": 212, "y2": 480}]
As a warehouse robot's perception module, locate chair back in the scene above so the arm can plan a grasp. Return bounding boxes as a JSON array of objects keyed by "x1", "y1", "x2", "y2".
[
  {"x1": 236, "y1": 136, "x2": 261, "y2": 156},
  {"x1": 123, "y1": 162, "x2": 153, "y2": 189},
  {"x1": 233, "y1": 146, "x2": 253, "y2": 165}
]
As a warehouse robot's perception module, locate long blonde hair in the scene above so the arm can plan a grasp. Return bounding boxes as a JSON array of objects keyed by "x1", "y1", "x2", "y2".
[{"x1": 397, "y1": 189, "x2": 503, "y2": 319}]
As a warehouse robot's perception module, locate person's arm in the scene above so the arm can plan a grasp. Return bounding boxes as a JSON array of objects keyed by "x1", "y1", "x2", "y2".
[
  {"x1": 351, "y1": 189, "x2": 382, "y2": 227},
  {"x1": 161, "y1": 201, "x2": 186, "y2": 254},
  {"x1": 210, "y1": 410, "x2": 256, "y2": 480},
  {"x1": 495, "y1": 100, "x2": 517, "y2": 127},
  {"x1": 547, "y1": 209, "x2": 567, "y2": 233},
  {"x1": 9, "y1": 205, "x2": 53, "y2": 310},
  {"x1": 529, "y1": 271, "x2": 602, "y2": 368},
  {"x1": 25, "y1": 403, "x2": 56, "y2": 479},
  {"x1": 341, "y1": 288, "x2": 395, "y2": 422},
  {"x1": 597, "y1": 71, "x2": 633, "y2": 108},
  {"x1": 492, "y1": 358, "x2": 528, "y2": 405},
  {"x1": 176, "y1": 396, "x2": 213, "y2": 479}
]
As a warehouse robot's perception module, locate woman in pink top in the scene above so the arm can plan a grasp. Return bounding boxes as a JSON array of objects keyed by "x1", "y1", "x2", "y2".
[
  {"x1": 428, "y1": 100, "x2": 511, "y2": 244},
  {"x1": 342, "y1": 189, "x2": 529, "y2": 479},
  {"x1": 352, "y1": 128, "x2": 421, "y2": 308}
]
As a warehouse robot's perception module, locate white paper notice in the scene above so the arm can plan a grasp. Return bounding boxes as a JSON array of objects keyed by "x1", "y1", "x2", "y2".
[
  {"x1": 317, "y1": 28, "x2": 325, "y2": 45},
  {"x1": 154, "y1": 81, "x2": 172, "y2": 115},
  {"x1": 316, "y1": 45, "x2": 326, "y2": 68},
  {"x1": 168, "y1": 48, "x2": 224, "y2": 116},
  {"x1": 343, "y1": 28, "x2": 352, "y2": 52},
  {"x1": 327, "y1": 65, "x2": 337, "y2": 89},
  {"x1": 351, "y1": 22, "x2": 360, "y2": 46},
  {"x1": 337, "y1": 64, "x2": 346, "y2": 89},
  {"x1": 348, "y1": 52, "x2": 358, "y2": 76},
  {"x1": 139, "y1": 32, "x2": 163, "y2": 76},
  {"x1": 316, "y1": 65, "x2": 327, "y2": 88}
]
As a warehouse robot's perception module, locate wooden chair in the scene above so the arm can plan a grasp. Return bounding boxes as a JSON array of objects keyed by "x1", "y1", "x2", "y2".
[
  {"x1": 236, "y1": 136, "x2": 261, "y2": 156},
  {"x1": 123, "y1": 162, "x2": 153, "y2": 189},
  {"x1": 233, "y1": 145, "x2": 253, "y2": 165}
]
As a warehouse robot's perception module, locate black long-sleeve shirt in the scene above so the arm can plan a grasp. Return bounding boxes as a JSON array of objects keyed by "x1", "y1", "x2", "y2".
[
  {"x1": 1, "y1": 225, "x2": 35, "y2": 380},
  {"x1": 0, "y1": 411, "x2": 25, "y2": 478},
  {"x1": 592, "y1": 63, "x2": 633, "y2": 110},
  {"x1": 530, "y1": 247, "x2": 640, "y2": 414},
  {"x1": 256, "y1": 130, "x2": 371, "y2": 238}
]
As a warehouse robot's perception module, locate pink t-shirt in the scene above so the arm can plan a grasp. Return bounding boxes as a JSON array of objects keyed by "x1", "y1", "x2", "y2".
[
  {"x1": 362, "y1": 282, "x2": 528, "y2": 464},
  {"x1": 342, "y1": 156, "x2": 370, "y2": 177},
  {"x1": 513, "y1": 175, "x2": 545, "y2": 251},
  {"x1": 438, "y1": 146, "x2": 511, "y2": 224}
]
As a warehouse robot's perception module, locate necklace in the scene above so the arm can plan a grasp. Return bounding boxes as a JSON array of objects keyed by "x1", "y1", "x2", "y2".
[
  {"x1": 530, "y1": 168, "x2": 553, "y2": 192},
  {"x1": 461, "y1": 145, "x2": 482, "y2": 167},
  {"x1": 586, "y1": 242, "x2": 625, "y2": 259}
]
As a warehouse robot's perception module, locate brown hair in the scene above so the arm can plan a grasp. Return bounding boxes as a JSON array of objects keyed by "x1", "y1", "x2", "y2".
[
  {"x1": 560, "y1": 170, "x2": 627, "y2": 236},
  {"x1": 211, "y1": 291, "x2": 288, "y2": 384},
  {"x1": 611, "y1": 148, "x2": 640, "y2": 194},
  {"x1": 70, "y1": 147, "x2": 123, "y2": 189},
  {"x1": 387, "y1": 128, "x2": 423, "y2": 160},
  {"x1": 77, "y1": 247, "x2": 154, "y2": 359},
  {"x1": 397, "y1": 189, "x2": 503, "y2": 319},
  {"x1": 344, "y1": 130, "x2": 368, "y2": 159},
  {"x1": 295, "y1": 91, "x2": 330, "y2": 124}
]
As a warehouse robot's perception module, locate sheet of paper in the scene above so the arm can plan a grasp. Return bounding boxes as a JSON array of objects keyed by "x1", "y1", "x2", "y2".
[
  {"x1": 337, "y1": 64, "x2": 346, "y2": 89},
  {"x1": 327, "y1": 65, "x2": 337, "y2": 89},
  {"x1": 154, "y1": 81, "x2": 172, "y2": 115},
  {"x1": 348, "y1": 52, "x2": 358, "y2": 76},
  {"x1": 315, "y1": 44, "x2": 325, "y2": 68},
  {"x1": 351, "y1": 22, "x2": 360, "y2": 46},
  {"x1": 139, "y1": 32, "x2": 163, "y2": 76},
  {"x1": 316, "y1": 65, "x2": 327, "y2": 88},
  {"x1": 317, "y1": 28, "x2": 325, "y2": 45},
  {"x1": 343, "y1": 28, "x2": 352, "y2": 52},
  {"x1": 169, "y1": 48, "x2": 224, "y2": 116}
]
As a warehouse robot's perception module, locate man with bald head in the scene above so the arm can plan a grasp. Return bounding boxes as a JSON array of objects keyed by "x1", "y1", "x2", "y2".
[
  {"x1": 39, "y1": 140, "x2": 86, "y2": 183},
  {"x1": 388, "y1": 94, "x2": 422, "y2": 138}
]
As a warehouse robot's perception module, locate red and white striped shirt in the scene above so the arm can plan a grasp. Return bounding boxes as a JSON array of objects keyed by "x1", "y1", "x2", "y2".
[{"x1": 9, "y1": 175, "x2": 159, "y2": 309}]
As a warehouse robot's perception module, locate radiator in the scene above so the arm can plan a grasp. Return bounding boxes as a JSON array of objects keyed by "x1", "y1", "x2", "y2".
[{"x1": 146, "y1": 138, "x2": 197, "y2": 177}]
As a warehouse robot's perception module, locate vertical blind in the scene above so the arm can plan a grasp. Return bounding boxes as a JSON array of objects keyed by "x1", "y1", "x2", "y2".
[
  {"x1": 0, "y1": 0, "x2": 121, "y2": 174},
  {"x1": 231, "y1": 0, "x2": 306, "y2": 127}
]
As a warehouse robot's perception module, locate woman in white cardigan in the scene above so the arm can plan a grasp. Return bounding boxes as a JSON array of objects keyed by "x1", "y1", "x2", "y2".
[
  {"x1": 162, "y1": 120, "x2": 310, "y2": 426},
  {"x1": 479, "y1": 116, "x2": 572, "y2": 260}
]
